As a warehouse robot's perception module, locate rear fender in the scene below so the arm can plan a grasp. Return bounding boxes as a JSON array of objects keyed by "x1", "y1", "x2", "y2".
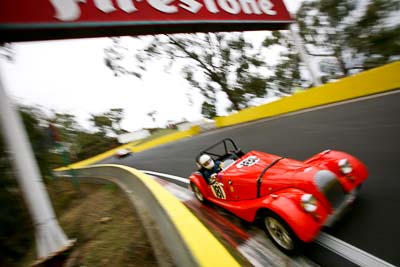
[
  {"x1": 189, "y1": 173, "x2": 209, "y2": 198},
  {"x1": 260, "y1": 188, "x2": 328, "y2": 243}
]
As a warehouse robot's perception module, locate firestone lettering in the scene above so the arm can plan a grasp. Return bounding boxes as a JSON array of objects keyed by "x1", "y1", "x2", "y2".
[
  {"x1": 239, "y1": 0, "x2": 262, "y2": 14},
  {"x1": 94, "y1": 0, "x2": 116, "y2": 13},
  {"x1": 203, "y1": 0, "x2": 219, "y2": 13},
  {"x1": 179, "y1": 0, "x2": 203, "y2": 13},
  {"x1": 259, "y1": 0, "x2": 276, "y2": 15},
  {"x1": 148, "y1": 0, "x2": 177, "y2": 13},
  {"x1": 50, "y1": 0, "x2": 85, "y2": 21},
  {"x1": 49, "y1": 0, "x2": 277, "y2": 21},
  {"x1": 117, "y1": 0, "x2": 138, "y2": 13},
  {"x1": 218, "y1": 0, "x2": 241, "y2": 14}
]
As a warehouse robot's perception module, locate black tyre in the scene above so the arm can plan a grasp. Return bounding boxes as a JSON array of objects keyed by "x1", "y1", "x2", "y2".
[
  {"x1": 263, "y1": 211, "x2": 300, "y2": 255},
  {"x1": 191, "y1": 183, "x2": 206, "y2": 204}
]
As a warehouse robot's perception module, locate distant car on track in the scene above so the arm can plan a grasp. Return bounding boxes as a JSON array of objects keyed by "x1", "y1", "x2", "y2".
[
  {"x1": 189, "y1": 138, "x2": 368, "y2": 254},
  {"x1": 115, "y1": 148, "x2": 132, "y2": 158}
]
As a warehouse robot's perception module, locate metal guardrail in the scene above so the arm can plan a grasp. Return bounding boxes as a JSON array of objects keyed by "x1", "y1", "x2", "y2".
[{"x1": 56, "y1": 164, "x2": 241, "y2": 267}]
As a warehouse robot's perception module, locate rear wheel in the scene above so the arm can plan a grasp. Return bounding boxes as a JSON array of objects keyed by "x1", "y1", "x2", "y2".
[
  {"x1": 191, "y1": 183, "x2": 205, "y2": 203},
  {"x1": 263, "y1": 211, "x2": 300, "y2": 254}
]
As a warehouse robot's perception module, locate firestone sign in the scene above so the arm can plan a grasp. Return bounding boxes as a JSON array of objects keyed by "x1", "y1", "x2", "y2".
[
  {"x1": 0, "y1": 0, "x2": 292, "y2": 41},
  {"x1": 51, "y1": 0, "x2": 281, "y2": 21}
]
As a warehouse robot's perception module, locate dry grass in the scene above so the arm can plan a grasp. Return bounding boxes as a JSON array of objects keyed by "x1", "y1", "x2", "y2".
[{"x1": 44, "y1": 180, "x2": 159, "y2": 267}]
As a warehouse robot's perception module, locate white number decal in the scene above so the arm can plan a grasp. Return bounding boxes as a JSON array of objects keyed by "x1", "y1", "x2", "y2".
[{"x1": 236, "y1": 156, "x2": 259, "y2": 168}]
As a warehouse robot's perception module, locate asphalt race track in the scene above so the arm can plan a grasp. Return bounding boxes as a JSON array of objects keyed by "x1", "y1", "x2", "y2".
[{"x1": 102, "y1": 90, "x2": 400, "y2": 266}]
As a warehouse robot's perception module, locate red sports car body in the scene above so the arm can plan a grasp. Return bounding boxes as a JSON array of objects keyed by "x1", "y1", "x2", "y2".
[{"x1": 189, "y1": 139, "x2": 368, "y2": 253}]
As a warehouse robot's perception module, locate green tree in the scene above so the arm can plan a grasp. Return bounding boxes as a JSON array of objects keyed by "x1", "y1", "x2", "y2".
[
  {"x1": 297, "y1": 0, "x2": 400, "y2": 81},
  {"x1": 104, "y1": 38, "x2": 143, "y2": 78},
  {"x1": 344, "y1": 0, "x2": 400, "y2": 69},
  {"x1": 105, "y1": 33, "x2": 269, "y2": 115},
  {"x1": 52, "y1": 113, "x2": 79, "y2": 136},
  {"x1": 74, "y1": 131, "x2": 118, "y2": 160},
  {"x1": 201, "y1": 101, "x2": 217, "y2": 119},
  {"x1": 90, "y1": 113, "x2": 113, "y2": 136},
  {"x1": 262, "y1": 31, "x2": 312, "y2": 94},
  {"x1": 50, "y1": 113, "x2": 80, "y2": 152},
  {"x1": 90, "y1": 108, "x2": 127, "y2": 136},
  {"x1": 19, "y1": 106, "x2": 63, "y2": 175},
  {"x1": 147, "y1": 110, "x2": 157, "y2": 125},
  {"x1": 105, "y1": 108, "x2": 127, "y2": 135}
]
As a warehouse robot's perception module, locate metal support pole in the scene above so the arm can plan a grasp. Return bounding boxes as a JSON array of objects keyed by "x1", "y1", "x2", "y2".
[
  {"x1": 0, "y1": 68, "x2": 74, "y2": 263},
  {"x1": 289, "y1": 23, "x2": 322, "y2": 86}
]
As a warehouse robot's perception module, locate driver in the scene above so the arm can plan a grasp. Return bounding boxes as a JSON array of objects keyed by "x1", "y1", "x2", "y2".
[{"x1": 198, "y1": 154, "x2": 222, "y2": 185}]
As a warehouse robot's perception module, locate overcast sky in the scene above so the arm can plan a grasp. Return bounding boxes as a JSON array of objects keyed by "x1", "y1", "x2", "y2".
[{"x1": 0, "y1": 1, "x2": 303, "y2": 132}]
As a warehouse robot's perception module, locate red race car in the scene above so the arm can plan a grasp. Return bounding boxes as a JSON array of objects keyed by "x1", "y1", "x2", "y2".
[{"x1": 189, "y1": 138, "x2": 368, "y2": 253}]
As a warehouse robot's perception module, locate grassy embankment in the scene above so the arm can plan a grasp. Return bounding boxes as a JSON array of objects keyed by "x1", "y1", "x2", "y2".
[{"x1": 21, "y1": 180, "x2": 165, "y2": 267}]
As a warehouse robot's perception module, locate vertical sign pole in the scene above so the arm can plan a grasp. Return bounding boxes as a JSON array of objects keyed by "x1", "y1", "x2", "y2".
[{"x1": 0, "y1": 68, "x2": 74, "y2": 263}]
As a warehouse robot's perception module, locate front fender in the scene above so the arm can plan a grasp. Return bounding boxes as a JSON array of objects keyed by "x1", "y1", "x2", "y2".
[
  {"x1": 305, "y1": 150, "x2": 368, "y2": 191},
  {"x1": 261, "y1": 188, "x2": 329, "y2": 243}
]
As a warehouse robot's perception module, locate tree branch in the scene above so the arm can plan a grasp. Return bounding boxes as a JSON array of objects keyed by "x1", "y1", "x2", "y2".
[
  {"x1": 306, "y1": 52, "x2": 335, "y2": 57},
  {"x1": 205, "y1": 33, "x2": 218, "y2": 73},
  {"x1": 166, "y1": 35, "x2": 217, "y2": 79}
]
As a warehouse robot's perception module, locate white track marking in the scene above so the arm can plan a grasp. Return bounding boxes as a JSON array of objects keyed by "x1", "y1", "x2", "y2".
[
  {"x1": 315, "y1": 232, "x2": 396, "y2": 267},
  {"x1": 162, "y1": 183, "x2": 194, "y2": 202},
  {"x1": 141, "y1": 170, "x2": 397, "y2": 267},
  {"x1": 238, "y1": 231, "x2": 318, "y2": 267},
  {"x1": 141, "y1": 170, "x2": 189, "y2": 184}
]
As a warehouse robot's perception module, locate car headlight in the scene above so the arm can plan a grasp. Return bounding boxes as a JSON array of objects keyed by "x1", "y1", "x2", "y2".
[
  {"x1": 301, "y1": 194, "x2": 318, "y2": 213},
  {"x1": 338, "y1": 158, "x2": 352, "y2": 174}
]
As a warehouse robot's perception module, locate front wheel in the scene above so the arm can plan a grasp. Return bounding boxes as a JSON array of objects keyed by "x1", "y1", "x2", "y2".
[
  {"x1": 263, "y1": 212, "x2": 300, "y2": 254},
  {"x1": 191, "y1": 183, "x2": 206, "y2": 204}
]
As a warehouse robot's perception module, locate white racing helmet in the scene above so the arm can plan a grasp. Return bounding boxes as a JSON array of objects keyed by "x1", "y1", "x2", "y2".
[{"x1": 199, "y1": 154, "x2": 215, "y2": 170}]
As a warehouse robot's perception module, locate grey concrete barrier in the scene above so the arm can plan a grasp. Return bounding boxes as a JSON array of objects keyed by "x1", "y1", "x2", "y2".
[{"x1": 55, "y1": 164, "x2": 241, "y2": 267}]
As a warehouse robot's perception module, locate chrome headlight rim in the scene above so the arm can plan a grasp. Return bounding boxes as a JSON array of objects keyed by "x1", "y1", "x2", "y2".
[
  {"x1": 338, "y1": 158, "x2": 352, "y2": 175},
  {"x1": 300, "y1": 193, "x2": 318, "y2": 213}
]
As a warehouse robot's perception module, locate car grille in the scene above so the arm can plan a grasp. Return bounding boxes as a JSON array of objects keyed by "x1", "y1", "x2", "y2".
[{"x1": 314, "y1": 170, "x2": 346, "y2": 209}]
